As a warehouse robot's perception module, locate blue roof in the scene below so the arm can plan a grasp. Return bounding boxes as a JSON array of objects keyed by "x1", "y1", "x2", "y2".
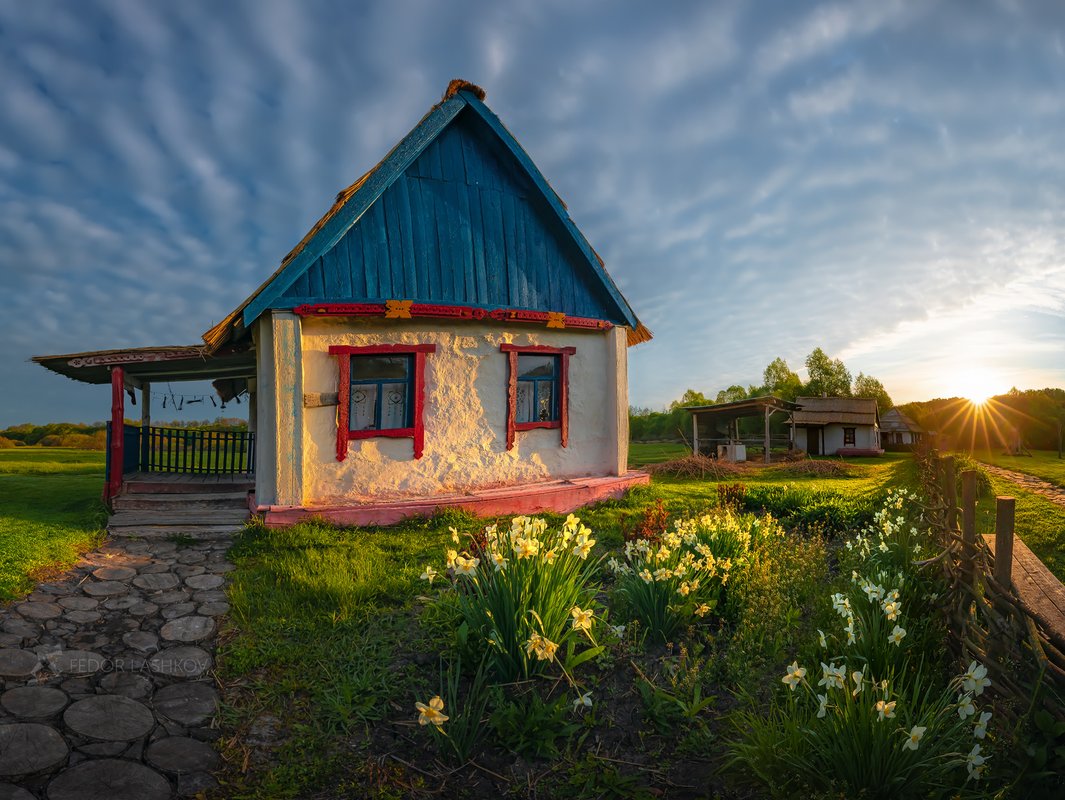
[{"x1": 205, "y1": 82, "x2": 646, "y2": 348}]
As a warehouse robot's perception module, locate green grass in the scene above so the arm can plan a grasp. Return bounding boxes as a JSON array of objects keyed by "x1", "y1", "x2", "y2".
[
  {"x1": 628, "y1": 441, "x2": 689, "y2": 467},
  {"x1": 972, "y1": 473, "x2": 1065, "y2": 581},
  {"x1": 0, "y1": 449, "x2": 106, "y2": 598},
  {"x1": 972, "y1": 449, "x2": 1065, "y2": 488}
]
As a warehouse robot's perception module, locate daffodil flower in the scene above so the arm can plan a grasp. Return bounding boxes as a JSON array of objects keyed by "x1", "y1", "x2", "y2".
[
  {"x1": 851, "y1": 670, "x2": 863, "y2": 697},
  {"x1": 965, "y1": 743, "x2": 987, "y2": 780},
  {"x1": 639, "y1": 568, "x2": 653, "y2": 583},
  {"x1": 816, "y1": 693, "x2": 828, "y2": 718},
  {"x1": 694, "y1": 603, "x2": 711, "y2": 617},
  {"x1": 957, "y1": 693, "x2": 976, "y2": 720},
  {"x1": 781, "y1": 661, "x2": 806, "y2": 691},
  {"x1": 415, "y1": 696, "x2": 448, "y2": 727},
  {"x1": 420, "y1": 565, "x2": 438, "y2": 584},
  {"x1": 974, "y1": 710, "x2": 991, "y2": 739},
  {"x1": 570, "y1": 606, "x2": 594, "y2": 632},
  {"x1": 572, "y1": 538, "x2": 594, "y2": 559},
  {"x1": 818, "y1": 662, "x2": 845, "y2": 691},
  {"x1": 882, "y1": 600, "x2": 901, "y2": 621},
  {"x1": 449, "y1": 527, "x2": 460, "y2": 544},
  {"x1": 611, "y1": 624, "x2": 626, "y2": 638},
  {"x1": 818, "y1": 629, "x2": 827, "y2": 649},
  {"x1": 445, "y1": 549, "x2": 458, "y2": 569},
  {"x1": 903, "y1": 725, "x2": 925, "y2": 751},
  {"x1": 961, "y1": 661, "x2": 991, "y2": 696},
  {"x1": 453, "y1": 556, "x2": 480, "y2": 577},
  {"x1": 490, "y1": 552, "x2": 508, "y2": 571},
  {"x1": 573, "y1": 692, "x2": 592, "y2": 711},
  {"x1": 888, "y1": 625, "x2": 906, "y2": 646},
  {"x1": 875, "y1": 699, "x2": 896, "y2": 721}
]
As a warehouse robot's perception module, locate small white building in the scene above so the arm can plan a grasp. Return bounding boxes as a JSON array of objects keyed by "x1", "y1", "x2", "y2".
[
  {"x1": 791, "y1": 397, "x2": 882, "y2": 456},
  {"x1": 880, "y1": 408, "x2": 926, "y2": 449}
]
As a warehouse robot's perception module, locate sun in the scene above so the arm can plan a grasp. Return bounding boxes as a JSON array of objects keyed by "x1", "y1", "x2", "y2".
[{"x1": 949, "y1": 369, "x2": 1002, "y2": 406}]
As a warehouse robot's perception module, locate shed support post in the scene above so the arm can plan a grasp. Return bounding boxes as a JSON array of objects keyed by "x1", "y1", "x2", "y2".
[
  {"x1": 692, "y1": 414, "x2": 699, "y2": 457},
  {"x1": 140, "y1": 381, "x2": 151, "y2": 473},
  {"x1": 107, "y1": 366, "x2": 125, "y2": 502}
]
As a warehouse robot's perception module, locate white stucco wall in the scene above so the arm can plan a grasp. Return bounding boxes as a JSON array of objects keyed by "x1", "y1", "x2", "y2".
[
  {"x1": 293, "y1": 317, "x2": 627, "y2": 504},
  {"x1": 254, "y1": 311, "x2": 304, "y2": 506},
  {"x1": 795, "y1": 424, "x2": 878, "y2": 454}
]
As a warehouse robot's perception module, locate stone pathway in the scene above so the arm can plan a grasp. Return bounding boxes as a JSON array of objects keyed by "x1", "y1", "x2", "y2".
[
  {"x1": 983, "y1": 464, "x2": 1065, "y2": 508},
  {"x1": 0, "y1": 537, "x2": 232, "y2": 799}
]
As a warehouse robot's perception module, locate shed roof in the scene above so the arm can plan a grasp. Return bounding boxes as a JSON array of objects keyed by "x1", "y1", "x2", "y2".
[
  {"x1": 685, "y1": 395, "x2": 800, "y2": 422},
  {"x1": 202, "y1": 79, "x2": 651, "y2": 353},
  {"x1": 881, "y1": 408, "x2": 925, "y2": 433},
  {"x1": 792, "y1": 396, "x2": 879, "y2": 427},
  {"x1": 32, "y1": 345, "x2": 255, "y2": 385}
]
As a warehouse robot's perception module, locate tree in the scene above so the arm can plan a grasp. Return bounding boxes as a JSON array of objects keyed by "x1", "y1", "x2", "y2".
[
  {"x1": 763, "y1": 357, "x2": 803, "y2": 400},
  {"x1": 715, "y1": 385, "x2": 749, "y2": 404},
  {"x1": 804, "y1": 348, "x2": 852, "y2": 397},
  {"x1": 670, "y1": 389, "x2": 710, "y2": 410},
  {"x1": 853, "y1": 373, "x2": 894, "y2": 415}
]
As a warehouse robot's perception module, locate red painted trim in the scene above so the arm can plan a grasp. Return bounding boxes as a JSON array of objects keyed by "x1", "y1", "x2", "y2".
[
  {"x1": 296, "y1": 302, "x2": 612, "y2": 331},
  {"x1": 328, "y1": 344, "x2": 436, "y2": 461},
  {"x1": 107, "y1": 366, "x2": 125, "y2": 502},
  {"x1": 260, "y1": 472, "x2": 650, "y2": 528},
  {"x1": 500, "y1": 345, "x2": 573, "y2": 449}
]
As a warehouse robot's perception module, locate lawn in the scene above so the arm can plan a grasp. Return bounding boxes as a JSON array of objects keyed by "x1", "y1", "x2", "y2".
[
  {"x1": 215, "y1": 453, "x2": 934, "y2": 799},
  {"x1": 972, "y1": 449, "x2": 1065, "y2": 488},
  {"x1": 971, "y1": 472, "x2": 1065, "y2": 581},
  {"x1": 0, "y1": 448, "x2": 106, "y2": 598},
  {"x1": 628, "y1": 441, "x2": 689, "y2": 467}
]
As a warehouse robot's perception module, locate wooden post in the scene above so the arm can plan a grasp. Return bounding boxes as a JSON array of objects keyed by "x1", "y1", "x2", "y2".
[
  {"x1": 140, "y1": 381, "x2": 150, "y2": 475},
  {"x1": 692, "y1": 413, "x2": 699, "y2": 457},
  {"x1": 994, "y1": 496, "x2": 1016, "y2": 589},
  {"x1": 763, "y1": 406, "x2": 770, "y2": 464},
  {"x1": 961, "y1": 470, "x2": 978, "y2": 586},
  {"x1": 107, "y1": 366, "x2": 125, "y2": 501},
  {"x1": 943, "y1": 456, "x2": 958, "y2": 531}
]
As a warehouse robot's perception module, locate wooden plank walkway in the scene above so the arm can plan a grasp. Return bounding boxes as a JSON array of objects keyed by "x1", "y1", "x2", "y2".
[{"x1": 985, "y1": 533, "x2": 1065, "y2": 648}]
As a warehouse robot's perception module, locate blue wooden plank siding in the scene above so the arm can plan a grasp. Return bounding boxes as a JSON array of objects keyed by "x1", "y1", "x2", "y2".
[{"x1": 274, "y1": 108, "x2": 622, "y2": 322}]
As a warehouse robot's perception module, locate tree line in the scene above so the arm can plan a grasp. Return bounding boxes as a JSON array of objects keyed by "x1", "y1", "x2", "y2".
[
  {"x1": 630, "y1": 348, "x2": 893, "y2": 442},
  {"x1": 0, "y1": 418, "x2": 248, "y2": 450}
]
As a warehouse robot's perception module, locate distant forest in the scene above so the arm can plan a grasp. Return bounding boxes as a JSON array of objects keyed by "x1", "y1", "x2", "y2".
[
  {"x1": 0, "y1": 418, "x2": 248, "y2": 450},
  {"x1": 899, "y1": 388, "x2": 1065, "y2": 452}
]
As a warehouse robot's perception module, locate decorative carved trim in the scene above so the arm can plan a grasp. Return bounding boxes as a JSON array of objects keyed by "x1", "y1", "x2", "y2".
[
  {"x1": 500, "y1": 344, "x2": 574, "y2": 450},
  {"x1": 294, "y1": 302, "x2": 611, "y2": 331}
]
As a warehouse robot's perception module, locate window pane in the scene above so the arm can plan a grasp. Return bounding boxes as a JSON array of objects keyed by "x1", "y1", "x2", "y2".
[
  {"x1": 352, "y1": 356, "x2": 409, "y2": 380},
  {"x1": 380, "y1": 382, "x2": 409, "y2": 429},
  {"x1": 351, "y1": 384, "x2": 379, "y2": 430},
  {"x1": 517, "y1": 355, "x2": 556, "y2": 378},
  {"x1": 536, "y1": 381, "x2": 555, "y2": 421},
  {"x1": 516, "y1": 381, "x2": 535, "y2": 424}
]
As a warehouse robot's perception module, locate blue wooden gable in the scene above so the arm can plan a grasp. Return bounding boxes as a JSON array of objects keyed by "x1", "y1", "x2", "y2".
[{"x1": 236, "y1": 86, "x2": 641, "y2": 332}]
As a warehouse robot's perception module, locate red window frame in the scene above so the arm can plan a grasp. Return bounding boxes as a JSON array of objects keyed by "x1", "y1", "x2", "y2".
[
  {"x1": 328, "y1": 344, "x2": 436, "y2": 462},
  {"x1": 500, "y1": 344, "x2": 576, "y2": 450}
]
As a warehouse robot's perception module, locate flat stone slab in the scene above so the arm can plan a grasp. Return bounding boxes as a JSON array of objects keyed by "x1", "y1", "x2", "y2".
[
  {"x1": 14, "y1": 602, "x2": 62, "y2": 621},
  {"x1": 137, "y1": 563, "x2": 171, "y2": 574},
  {"x1": 82, "y1": 581, "x2": 128, "y2": 598},
  {"x1": 192, "y1": 589, "x2": 226, "y2": 603},
  {"x1": 0, "y1": 723, "x2": 68, "y2": 777},
  {"x1": 1, "y1": 686, "x2": 67, "y2": 719},
  {"x1": 1, "y1": 620, "x2": 40, "y2": 640},
  {"x1": 122, "y1": 631, "x2": 160, "y2": 654},
  {"x1": 151, "y1": 590, "x2": 190, "y2": 605},
  {"x1": 64, "y1": 610, "x2": 102, "y2": 625},
  {"x1": 132, "y1": 573, "x2": 180, "y2": 592},
  {"x1": 184, "y1": 574, "x2": 224, "y2": 591},
  {"x1": 99, "y1": 671, "x2": 154, "y2": 700},
  {"x1": 146, "y1": 735, "x2": 220, "y2": 774},
  {"x1": 152, "y1": 681, "x2": 218, "y2": 726},
  {"x1": 92, "y1": 566, "x2": 137, "y2": 581},
  {"x1": 197, "y1": 601, "x2": 230, "y2": 616},
  {"x1": 0, "y1": 783, "x2": 36, "y2": 800},
  {"x1": 47, "y1": 758, "x2": 171, "y2": 800},
  {"x1": 0, "y1": 649, "x2": 39, "y2": 678},
  {"x1": 64, "y1": 695, "x2": 155, "y2": 741},
  {"x1": 46, "y1": 650, "x2": 107, "y2": 676},
  {"x1": 161, "y1": 602, "x2": 196, "y2": 620},
  {"x1": 103, "y1": 596, "x2": 140, "y2": 611},
  {"x1": 160, "y1": 616, "x2": 215, "y2": 643},
  {"x1": 130, "y1": 601, "x2": 160, "y2": 617},
  {"x1": 57, "y1": 596, "x2": 98, "y2": 611},
  {"x1": 149, "y1": 646, "x2": 211, "y2": 678}
]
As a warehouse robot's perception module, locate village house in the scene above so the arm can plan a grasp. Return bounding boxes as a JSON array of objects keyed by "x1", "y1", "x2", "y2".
[
  {"x1": 790, "y1": 396, "x2": 883, "y2": 457},
  {"x1": 880, "y1": 407, "x2": 926, "y2": 449},
  {"x1": 34, "y1": 80, "x2": 651, "y2": 533}
]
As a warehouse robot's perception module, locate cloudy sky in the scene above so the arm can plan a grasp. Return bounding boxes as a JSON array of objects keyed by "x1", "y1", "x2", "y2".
[{"x1": 2, "y1": 0, "x2": 1064, "y2": 425}]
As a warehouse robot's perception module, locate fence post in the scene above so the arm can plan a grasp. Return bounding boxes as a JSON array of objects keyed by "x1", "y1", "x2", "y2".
[
  {"x1": 961, "y1": 470, "x2": 978, "y2": 586},
  {"x1": 994, "y1": 496, "x2": 1016, "y2": 589},
  {"x1": 942, "y1": 456, "x2": 958, "y2": 531}
]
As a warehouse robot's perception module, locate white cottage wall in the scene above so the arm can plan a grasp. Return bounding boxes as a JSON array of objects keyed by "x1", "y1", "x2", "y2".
[{"x1": 295, "y1": 317, "x2": 626, "y2": 504}]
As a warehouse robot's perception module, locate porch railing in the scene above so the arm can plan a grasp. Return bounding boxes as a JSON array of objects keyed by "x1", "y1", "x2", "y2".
[{"x1": 106, "y1": 423, "x2": 255, "y2": 477}]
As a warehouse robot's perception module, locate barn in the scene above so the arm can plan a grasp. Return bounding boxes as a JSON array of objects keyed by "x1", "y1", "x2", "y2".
[{"x1": 34, "y1": 80, "x2": 651, "y2": 533}]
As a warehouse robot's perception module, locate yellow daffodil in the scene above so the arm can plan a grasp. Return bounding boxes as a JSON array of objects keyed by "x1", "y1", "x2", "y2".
[
  {"x1": 639, "y1": 568, "x2": 653, "y2": 583},
  {"x1": 781, "y1": 661, "x2": 806, "y2": 691},
  {"x1": 678, "y1": 581, "x2": 691, "y2": 596},
  {"x1": 420, "y1": 565, "x2": 438, "y2": 584},
  {"x1": 888, "y1": 625, "x2": 906, "y2": 646},
  {"x1": 415, "y1": 696, "x2": 448, "y2": 727},
  {"x1": 653, "y1": 567, "x2": 672, "y2": 581},
  {"x1": 453, "y1": 556, "x2": 480, "y2": 577},
  {"x1": 903, "y1": 726, "x2": 925, "y2": 751},
  {"x1": 572, "y1": 538, "x2": 594, "y2": 559},
  {"x1": 875, "y1": 699, "x2": 896, "y2": 721},
  {"x1": 543, "y1": 548, "x2": 557, "y2": 564},
  {"x1": 490, "y1": 551, "x2": 508, "y2": 571},
  {"x1": 449, "y1": 527, "x2": 460, "y2": 544},
  {"x1": 571, "y1": 606, "x2": 594, "y2": 632},
  {"x1": 445, "y1": 549, "x2": 458, "y2": 569},
  {"x1": 694, "y1": 603, "x2": 711, "y2": 617},
  {"x1": 525, "y1": 632, "x2": 559, "y2": 662}
]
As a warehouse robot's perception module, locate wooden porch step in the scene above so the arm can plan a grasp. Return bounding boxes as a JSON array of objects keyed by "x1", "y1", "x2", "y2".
[
  {"x1": 109, "y1": 510, "x2": 250, "y2": 527},
  {"x1": 107, "y1": 524, "x2": 246, "y2": 541},
  {"x1": 984, "y1": 534, "x2": 1065, "y2": 648},
  {"x1": 112, "y1": 492, "x2": 250, "y2": 511}
]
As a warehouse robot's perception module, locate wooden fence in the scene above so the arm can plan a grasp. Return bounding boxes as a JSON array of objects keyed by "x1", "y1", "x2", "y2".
[{"x1": 917, "y1": 451, "x2": 1065, "y2": 720}]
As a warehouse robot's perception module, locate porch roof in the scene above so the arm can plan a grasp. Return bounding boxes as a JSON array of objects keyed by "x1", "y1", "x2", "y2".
[
  {"x1": 684, "y1": 395, "x2": 800, "y2": 424},
  {"x1": 32, "y1": 344, "x2": 256, "y2": 385}
]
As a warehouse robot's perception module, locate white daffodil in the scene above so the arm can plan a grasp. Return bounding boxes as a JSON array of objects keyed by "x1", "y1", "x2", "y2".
[
  {"x1": 957, "y1": 693, "x2": 976, "y2": 720},
  {"x1": 966, "y1": 743, "x2": 987, "y2": 780},
  {"x1": 888, "y1": 625, "x2": 907, "y2": 646},
  {"x1": 781, "y1": 661, "x2": 806, "y2": 691},
  {"x1": 974, "y1": 710, "x2": 992, "y2": 739},
  {"x1": 817, "y1": 662, "x2": 845, "y2": 691},
  {"x1": 816, "y1": 694, "x2": 828, "y2": 718},
  {"x1": 961, "y1": 661, "x2": 991, "y2": 696},
  {"x1": 818, "y1": 629, "x2": 827, "y2": 649},
  {"x1": 903, "y1": 725, "x2": 925, "y2": 751},
  {"x1": 851, "y1": 670, "x2": 864, "y2": 697},
  {"x1": 573, "y1": 692, "x2": 592, "y2": 712},
  {"x1": 420, "y1": 565, "x2": 438, "y2": 584},
  {"x1": 875, "y1": 699, "x2": 896, "y2": 722}
]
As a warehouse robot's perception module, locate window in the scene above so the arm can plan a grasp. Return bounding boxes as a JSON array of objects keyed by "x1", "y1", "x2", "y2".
[
  {"x1": 500, "y1": 344, "x2": 576, "y2": 450},
  {"x1": 843, "y1": 427, "x2": 856, "y2": 446},
  {"x1": 328, "y1": 344, "x2": 436, "y2": 461}
]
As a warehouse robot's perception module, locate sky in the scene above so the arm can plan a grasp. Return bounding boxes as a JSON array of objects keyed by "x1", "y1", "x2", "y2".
[{"x1": 1, "y1": 0, "x2": 1064, "y2": 425}]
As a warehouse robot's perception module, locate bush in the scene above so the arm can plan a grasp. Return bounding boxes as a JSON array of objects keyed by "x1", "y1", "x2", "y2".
[
  {"x1": 0, "y1": 437, "x2": 17, "y2": 449},
  {"x1": 949, "y1": 453, "x2": 993, "y2": 498},
  {"x1": 742, "y1": 484, "x2": 877, "y2": 536}
]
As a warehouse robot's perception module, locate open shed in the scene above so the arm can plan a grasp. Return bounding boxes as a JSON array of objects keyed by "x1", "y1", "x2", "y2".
[{"x1": 685, "y1": 396, "x2": 800, "y2": 463}]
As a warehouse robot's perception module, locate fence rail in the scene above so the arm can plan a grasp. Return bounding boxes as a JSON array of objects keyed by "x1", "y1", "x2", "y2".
[
  {"x1": 106, "y1": 423, "x2": 254, "y2": 476},
  {"x1": 917, "y1": 450, "x2": 1065, "y2": 721}
]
